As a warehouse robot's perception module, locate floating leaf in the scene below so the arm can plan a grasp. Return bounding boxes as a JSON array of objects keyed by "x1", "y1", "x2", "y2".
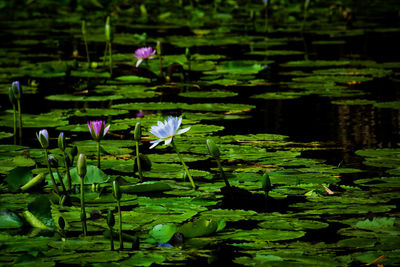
[
  {"x1": 5, "y1": 167, "x2": 33, "y2": 192},
  {"x1": 0, "y1": 209, "x2": 23, "y2": 229}
]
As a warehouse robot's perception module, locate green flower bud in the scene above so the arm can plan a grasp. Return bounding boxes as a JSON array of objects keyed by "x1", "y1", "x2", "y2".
[
  {"x1": 58, "y1": 132, "x2": 66, "y2": 152},
  {"x1": 77, "y1": 154, "x2": 87, "y2": 179},
  {"x1": 105, "y1": 16, "x2": 112, "y2": 42},
  {"x1": 134, "y1": 122, "x2": 141, "y2": 142},
  {"x1": 206, "y1": 139, "x2": 220, "y2": 158},
  {"x1": 107, "y1": 210, "x2": 115, "y2": 228},
  {"x1": 48, "y1": 156, "x2": 58, "y2": 168},
  {"x1": 112, "y1": 180, "x2": 121, "y2": 201},
  {"x1": 262, "y1": 173, "x2": 272, "y2": 192},
  {"x1": 11, "y1": 81, "x2": 22, "y2": 100},
  {"x1": 8, "y1": 87, "x2": 16, "y2": 105},
  {"x1": 157, "y1": 41, "x2": 162, "y2": 55},
  {"x1": 185, "y1": 47, "x2": 191, "y2": 60},
  {"x1": 81, "y1": 20, "x2": 87, "y2": 36}
]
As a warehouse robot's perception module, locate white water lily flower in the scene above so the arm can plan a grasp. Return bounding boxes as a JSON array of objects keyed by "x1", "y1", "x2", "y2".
[{"x1": 149, "y1": 116, "x2": 191, "y2": 149}]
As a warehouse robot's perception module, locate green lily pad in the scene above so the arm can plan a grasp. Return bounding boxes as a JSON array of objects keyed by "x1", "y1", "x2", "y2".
[
  {"x1": 5, "y1": 167, "x2": 33, "y2": 192},
  {"x1": 112, "y1": 102, "x2": 255, "y2": 112},
  {"x1": 281, "y1": 60, "x2": 351, "y2": 68},
  {"x1": 149, "y1": 224, "x2": 177, "y2": 243},
  {"x1": 45, "y1": 94, "x2": 124, "y2": 102},
  {"x1": 178, "y1": 91, "x2": 238, "y2": 98},
  {"x1": 178, "y1": 219, "x2": 224, "y2": 238},
  {"x1": 0, "y1": 209, "x2": 24, "y2": 229},
  {"x1": 219, "y1": 228, "x2": 305, "y2": 242},
  {"x1": 0, "y1": 131, "x2": 13, "y2": 140},
  {"x1": 45, "y1": 165, "x2": 109, "y2": 186}
]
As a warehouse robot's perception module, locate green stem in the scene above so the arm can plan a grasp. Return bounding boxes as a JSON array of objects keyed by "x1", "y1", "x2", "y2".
[
  {"x1": 55, "y1": 167, "x2": 67, "y2": 193},
  {"x1": 135, "y1": 141, "x2": 143, "y2": 181},
  {"x1": 171, "y1": 139, "x2": 196, "y2": 190},
  {"x1": 117, "y1": 200, "x2": 123, "y2": 250},
  {"x1": 216, "y1": 158, "x2": 230, "y2": 188},
  {"x1": 97, "y1": 141, "x2": 100, "y2": 169},
  {"x1": 65, "y1": 153, "x2": 72, "y2": 191},
  {"x1": 159, "y1": 52, "x2": 163, "y2": 78},
  {"x1": 103, "y1": 42, "x2": 108, "y2": 67},
  {"x1": 110, "y1": 226, "x2": 114, "y2": 251},
  {"x1": 17, "y1": 99, "x2": 22, "y2": 145},
  {"x1": 108, "y1": 41, "x2": 112, "y2": 76},
  {"x1": 44, "y1": 149, "x2": 60, "y2": 195},
  {"x1": 12, "y1": 105, "x2": 16, "y2": 145},
  {"x1": 83, "y1": 34, "x2": 90, "y2": 67},
  {"x1": 80, "y1": 177, "x2": 87, "y2": 236}
]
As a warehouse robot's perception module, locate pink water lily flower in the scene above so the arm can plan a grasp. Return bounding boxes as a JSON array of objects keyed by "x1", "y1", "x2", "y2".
[
  {"x1": 88, "y1": 120, "x2": 110, "y2": 141},
  {"x1": 134, "y1": 47, "x2": 156, "y2": 67}
]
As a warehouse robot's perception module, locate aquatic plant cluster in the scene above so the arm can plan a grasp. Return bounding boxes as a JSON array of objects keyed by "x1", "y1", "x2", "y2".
[{"x1": 1, "y1": 0, "x2": 400, "y2": 266}]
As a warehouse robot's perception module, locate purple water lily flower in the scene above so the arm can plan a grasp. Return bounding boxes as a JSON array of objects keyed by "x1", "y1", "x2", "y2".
[
  {"x1": 149, "y1": 116, "x2": 191, "y2": 149},
  {"x1": 134, "y1": 47, "x2": 156, "y2": 67},
  {"x1": 88, "y1": 120, "x2": 110, "y2": 141}
]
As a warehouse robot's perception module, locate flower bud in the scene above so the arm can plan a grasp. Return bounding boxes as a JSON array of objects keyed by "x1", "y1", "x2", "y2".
[
  {"x1": 206, "y1": 139, "x2": 220, "y2": 159},
  {"x1": 36, "y1": 129, "x2": 49, "y2": 149},
  {"x1": 8, "y1": 87, "x2": 16, "y2": 105},
  {"x1": 262, "y1": 173, "x2": 272, "y2": 192},
  {"x1": 11, "y1": 81, "x2": 22, "y2": 100},
  {"x1": 58, "y1": 132, "x2": 66, "y2": 152},
  {"x1": 157, "y1": 41, "x2": 162, "y2": 55},
  {"x1": 185, "y1": 47, "x2": 191, "y2": 60},
  {"x1": 77, "y1": 154, "x2": 87, "y2": 179},
  {"x1": 105, "y1": 16, "x2": 112, "y2": 42},
  {"x1": 81, "y1": 20, "x2": 87, "y2": 36},
  {"x1": 48, "y1": 156, "x2": 58, "y2": 168},
  {"x1": 112, "y1": 180, "x2": 121, "y2": 201},
  {"x1": 134, "y1": 122, "x2": 141, "y2": 142},
  {"x1": 107, "y1": 210, "x2": 115, "y2": 228}
]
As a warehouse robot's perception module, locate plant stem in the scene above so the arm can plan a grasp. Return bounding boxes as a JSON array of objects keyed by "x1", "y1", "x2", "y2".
[
  {"x1": 17, "y1": 99, "x2": 22, "y2": 145},
  {"x1": 158, "y1": 52, "x2": 163, "y2": 78},
  {"x1": 216, "y1": 158, "x2": 230, "y2": 188},
  {"x1": 108, "y1": 41, "x2": 112, "y2": 76},
  {"x1": 117, "y1": 199, "x2": 123, "y2": 250},
  {"x1": 55, "y1": 167, "x2": 67, "y2": 193},
  {"x1": 110, "y1": 227, "x2": 114, "y2": 251},
  {"x1": 65, "y1": 153, "x2": 72, "y2": 191},
  {"x1": 83, "y1": 33, "x2": 90, "y2": 67},
  {"x1": 135, "y1": 141, "x2": 143, "y2": 181},
  {"x1": 80, "y1": 177, "x2": 87, "y2": 236},
  {"x1": 97, "y1": 141, "x2": 100, "y2": 169},
  {"x1": 12, "y1": 105, "x2": 16, "y2": 145},
  {"x1": 103, "y1": 42, "x2": 108, "y2": 67},
  {"x1": 44, "y1": 149, "x2": 60, "y2": 195},
  {"x1": 172, "y1": 139, "x2": 196, "y2": 190}
]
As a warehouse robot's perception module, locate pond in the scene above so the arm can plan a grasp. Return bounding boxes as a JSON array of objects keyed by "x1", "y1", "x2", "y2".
[{"x1": 1, "y1": 0, "x2": 400, "y2": 266}]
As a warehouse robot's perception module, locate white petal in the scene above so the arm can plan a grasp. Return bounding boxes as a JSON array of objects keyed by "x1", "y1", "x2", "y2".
[
  {"x1": 177, "y1": 126, "x2": 191, "y2": 135},
  {"x1": 103, "y1": 125, "x2": 110, "y2": 136},
  {"x1": 149, "y1": 139, "x2": 162, "y2": 149},
  {"x1": 150, "y1": 127, "x2": 164, "y2": 138},
  {"x1": 164, "y1": 137, "x2": 172, "y2": 146},
  {"x1": 136, "y1": 59, "x2": 143, "y2": 68}
]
